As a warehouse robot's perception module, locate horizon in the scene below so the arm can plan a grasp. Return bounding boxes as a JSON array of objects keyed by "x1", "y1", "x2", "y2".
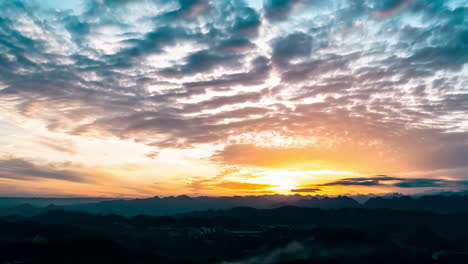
[
  {"x1": 1, "y1": 0, "x2": 467, "y2": 198},
  {"x1": 0, "y1": 190, "x2": 464, "y2": 200}
]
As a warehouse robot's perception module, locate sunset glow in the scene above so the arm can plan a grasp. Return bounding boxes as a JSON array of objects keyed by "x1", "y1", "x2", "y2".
[{"x1": 0, "y1": 0, "x2": 467, "y2": 198}]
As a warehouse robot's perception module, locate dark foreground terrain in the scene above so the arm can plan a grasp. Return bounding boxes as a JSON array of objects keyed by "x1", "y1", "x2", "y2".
[{"x1": 1, "y1": 206, "x2": 468, "y2": 264}]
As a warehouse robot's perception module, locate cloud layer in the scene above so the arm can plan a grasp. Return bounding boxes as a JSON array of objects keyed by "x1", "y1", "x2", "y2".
[
  {"x1": 318, "y1": 175, "x2": 468, "y2": 189},
  {"x1": 0, "y1": 0, "x2": 467, "y2": 195}
]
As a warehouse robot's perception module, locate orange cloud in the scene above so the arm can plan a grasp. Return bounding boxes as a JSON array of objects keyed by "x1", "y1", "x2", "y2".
[{"x1": 212, "y1": 144, "x2": 408, "y2": 174}]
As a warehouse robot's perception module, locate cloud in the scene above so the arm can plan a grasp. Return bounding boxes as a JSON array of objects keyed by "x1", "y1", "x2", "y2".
[
  {"x1": 181, "y1": 91, "x2": 263, "y2": 113},
  {"x1": 290, "y1": 188, "x2": 321, "y2": 193},
  {"x1": 232, "y1": 6, "x2": 261, "y2": 34},
  {"x1": 161, "y1": 49, "x2": 241, "y2": 76},
  {"x1": 173, "y1": 0, "x2": 211, "y2": 18},
  {"x1": 182, "y1": 56, "x2": 271, "y2": 90},
  {"x1": 145, "y1": 151, "x2": 159, "y2": 159},
  {"x1": 319, "y1": 176, "x2": 400, "y2": 187},
  {"x1": 212, "y1": 143, "x2": 406, "y2": 173},
  {"x1": 31, "y1": 137, "x2": 76, "y2": 155},
  {"x1": 373, "y1": 0, "x2": 415, "y2": 18},
  {"x1": 0, "y1": 156, "x2": 89, "y2": 182},
  {"x1": 264, "y1": 0, "x2": 306, "y2": 21},
  {"x1": 118, "y1": 26, "x2": 195, "y2": 59},
  {"x1": 394, "y1": 178, "x2": 468, "y2": 188},
  {"x1": 272, "y1": 32, "x2": 313, "y2": 68},
  {"x1": 319, "y1": 175, "x2": 468, "y2": 189}
]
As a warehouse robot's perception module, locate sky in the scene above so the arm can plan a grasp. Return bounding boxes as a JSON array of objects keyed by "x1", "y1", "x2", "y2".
[{"x1": 0, "y1": 0, "x2": 467, "y2": 198}]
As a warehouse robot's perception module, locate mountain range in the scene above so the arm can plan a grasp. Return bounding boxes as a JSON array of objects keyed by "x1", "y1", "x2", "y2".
[{"x1": 1, "y1": 193, "x2": 468, "y2": 217}]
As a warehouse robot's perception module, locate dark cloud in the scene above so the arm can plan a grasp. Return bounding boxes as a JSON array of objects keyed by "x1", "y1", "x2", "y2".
[
  {"x1": 394, "y1": 178, "x2": 468, "y2": 188},
  {"x1": 232, "y1": 6, "x2": 262, "y2": 34},
  {"x1": 63, "y1": 15, "x2": 92, "y2": 45},
  {"x1": 319, "y1": 176, "x2": 468, "y2": 189},
  {"x1": 290, "y1": 188, "x2": 321, "y2": 193},
  {"x1": 171, "y1": 0, "x2": 211, "y2": 18},
  {"x1": 182, "y1": 56, "x2": 271, "y2": 90},
  {"x1": 0, "y1": 157, "x2": 88, "y2": 182},
  {"x1": 319, "y1": 176, "x2": 400, "y2": 187},
  {"x1": 272, "y1": 32, "x2": 313, "y2": 68},
  {"x1": 264, "y1": 0, "x2": 305, "y2": 21},
  {"x1": 120, "y1": 26, "x2": 194, "y2": 58},
  {"x1": 182, "y1": 91, "x2": 263, "y2": 113},
  {"x1": 218, "y1": 37, "x2": 254, "y2": 52},
  {"x1": 373, "y1": 0, "x2": 415, "y2": 18},
  {"x1": 281, "y1": 53, "x2": 358, "y2": 83},
  {"x1": 161, "y1": 49, "x2": 240, "y2": 76}
]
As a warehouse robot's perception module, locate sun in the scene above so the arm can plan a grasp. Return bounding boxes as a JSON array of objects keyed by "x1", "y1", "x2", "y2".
[
  {"x1": 253, "y1": 169, "x2": 298, "y2": 192},
  {"x1": 226, "y1": 167, "x2": 359, "y2": 195},
  {"x1": 269, "y1": 175, "x2": 296, "y2": 191}
]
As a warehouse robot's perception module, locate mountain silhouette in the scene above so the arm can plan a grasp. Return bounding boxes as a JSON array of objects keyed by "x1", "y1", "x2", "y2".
[
  {"x1": 2, "y1": 194, "x2": 468, "y2": 217},
  {"x1": 365, "y1": 194, "x2": 468, "y2": 213},
  {"x1": 62, "y1": 195, "x2": 361, "y2": 216}
]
